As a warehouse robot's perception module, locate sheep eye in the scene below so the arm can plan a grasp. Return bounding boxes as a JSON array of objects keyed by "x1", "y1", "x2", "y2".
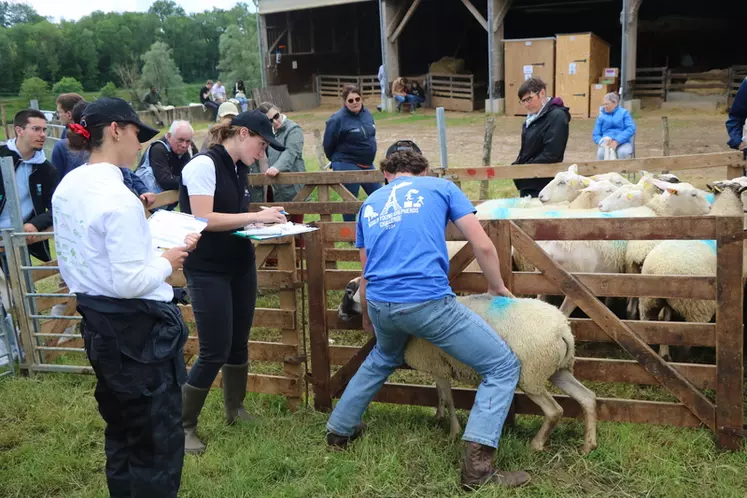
[{"x1": 558, "y1": 181, "x2": 566, "y2": 185}]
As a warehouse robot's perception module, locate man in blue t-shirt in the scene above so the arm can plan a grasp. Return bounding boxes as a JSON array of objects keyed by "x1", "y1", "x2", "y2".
[{"x1": 325, "y1": 143, "x2": 529, "y2": 490}]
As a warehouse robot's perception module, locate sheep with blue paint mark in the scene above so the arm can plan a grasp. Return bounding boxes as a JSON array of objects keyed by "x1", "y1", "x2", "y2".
[
  {"x1": 337, "y1": 285, "x2": 598, "y2": 454},
  {"x1": 638, "y1": 180, "x2": 747, "y2": 360}
]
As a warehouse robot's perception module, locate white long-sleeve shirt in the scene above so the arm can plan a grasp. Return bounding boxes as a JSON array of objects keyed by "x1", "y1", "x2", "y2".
[{"x1": 52, "y1": 163, "x2": 174, "y2": 302}]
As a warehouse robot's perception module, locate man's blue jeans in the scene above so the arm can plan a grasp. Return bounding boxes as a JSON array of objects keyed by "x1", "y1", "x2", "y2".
[
  {"x1": 327, "y1": 295, "x2": 520, "y2": 448},
  {"x1": 329, "y1": 162, "x2": 382, "y2": 222}
]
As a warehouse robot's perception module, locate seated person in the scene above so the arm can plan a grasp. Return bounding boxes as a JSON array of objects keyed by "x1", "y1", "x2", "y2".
[
  {"x1": 592, "y1": 92, "x2": 636, "y2": 160},
  {"x1": 407, "y1": 81, "x2": 426, "y2": 107},
  {"x1": 200, "y1": 80, "x2": 220, "y2": 120},
  {"x1": 135, "y1": 120, "x2": 197, "y2": 198}
]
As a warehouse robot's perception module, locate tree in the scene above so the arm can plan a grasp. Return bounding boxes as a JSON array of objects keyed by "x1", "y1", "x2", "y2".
[
  {"x1": 19, "y1": 77, "x2": 49, "y2": 103},
  {"x1": 140, "y1": 41, "x2": 184, "y2": 106},
  {"x1": 149, "y1": 0, "x2": 185, "y2": 23},
  {"x1": 52, "y1": 77, "x2": 84, "y2": 95},
  {"x1": 0, "y1": 1, "x2": 44, "y2": 28},
  {"x1": 218, "y1": 17, "x2": 260, "y2": 92},
  {"x1": 100, "y1": 82, "x2": 118, "y2": 98},
  {"x1": 114, "y1": 58, "x2": 142, "y2": 105}
]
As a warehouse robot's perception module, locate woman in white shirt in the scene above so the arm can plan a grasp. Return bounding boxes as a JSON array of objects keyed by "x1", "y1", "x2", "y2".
[
  {"x1": 53, "y1": 97, "x2": 199, "y2": 498},
  {"x1": 178, "y1": 110, "x2": 286, "y2": 454}
]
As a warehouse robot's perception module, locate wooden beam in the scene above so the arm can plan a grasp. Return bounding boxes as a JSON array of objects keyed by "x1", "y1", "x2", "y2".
[
  {"x1": 330, "y1": 184, "x2": 360, "y2": 202},
  {"x1": 460, "y1": 0, "x2": 489, "y2": 31},
  {"x1": 305, "y1": 229, "x2": 332, "y2": 411},
  {"x1": 386, "y1": 0, "x2": 408, "y2": 39},
  {"x1": 268, "y1": 27, "x2": 288, "y2": 54},
  {"x1": 389, "y1": 0, "x2": 422, "y2": 42},
  {"x1": 628, "y1": 0, "x2": 643, "y2": 25},
  {"x1": 327, "y1": 336, "x2": 376, "y2": 397},
  {"x1": 714, "y1": 217, "x2": 744, "y2": 449},
  {"x1": 509, "y1": 221, "x2": 716, "y2": 431},
  {"x1": 492, "y1": 0, "x2": 512, "y2": 32}
]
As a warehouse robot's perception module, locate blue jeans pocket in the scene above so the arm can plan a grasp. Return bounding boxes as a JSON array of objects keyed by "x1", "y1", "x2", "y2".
[{"x1": 391, "y1": 301, "x2": 433, "y2": 316}]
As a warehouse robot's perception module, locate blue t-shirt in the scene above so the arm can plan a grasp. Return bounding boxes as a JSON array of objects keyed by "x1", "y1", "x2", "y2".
[{"x1": 356, "y1": 175, "x2": 476, "y2": 303}]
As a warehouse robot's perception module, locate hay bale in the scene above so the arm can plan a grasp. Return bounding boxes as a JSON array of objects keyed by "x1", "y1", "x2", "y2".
[{"x1": 429, "y1": 57, "x2": 466, "y2": 75}]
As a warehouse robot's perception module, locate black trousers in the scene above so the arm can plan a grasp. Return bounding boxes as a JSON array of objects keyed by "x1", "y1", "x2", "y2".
[
  {"x1": 83, "y1": 319, "x2": 184, "y2": 498},
  {"x1": 184, "y1": 263, "x2": 257, "y2": 389}
]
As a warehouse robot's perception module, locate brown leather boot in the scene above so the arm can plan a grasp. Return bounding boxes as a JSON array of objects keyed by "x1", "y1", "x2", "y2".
[
  {"x1": 326, "y1": 423, "x2": 367, "y2": 450},
  {"x1": 461, "y1": 442, "x2": 530, "y2": 490}
]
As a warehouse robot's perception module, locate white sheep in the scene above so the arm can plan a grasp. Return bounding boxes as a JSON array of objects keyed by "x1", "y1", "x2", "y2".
[
  {"x1": 589, "y1": 172, "x2": 631, "y2": 187},
  {"x1": 538, "y1": 164, "x2": 591, "y2": 204},
  {"x1": 337, "y1": 284, "x2": 598, "y2": 455},
  {"x1": 638, "y1": 181, "x2": 746, "y2": 360}
]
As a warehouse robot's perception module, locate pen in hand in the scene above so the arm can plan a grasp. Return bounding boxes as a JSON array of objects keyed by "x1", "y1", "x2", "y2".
[{"x1": 260, "y1": 205, "x2": 289, "y2": 215}]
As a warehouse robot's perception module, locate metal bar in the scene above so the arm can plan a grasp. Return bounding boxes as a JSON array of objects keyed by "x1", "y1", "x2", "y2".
[
  {"x1": 621, "y1": 0, "x2": 629, "y2": 100},
  {"x1": 31, "y1": 364, "x2": 93, "y2": 374},
  {"x1": 29, "y1": 315, "x2": 81, "y2": 320},
  {"x1": 487, "y1": 0, "x2": 494, "y2": 105},
  {"x1": 33, "y1": 333, "x2": 82, "y2": 339},
  {"x1": 436, "y1": 107, "x2": 448, "y2": 169},
  {"x1": 378, "y1": 0, "x2": 389, "y2": 112},
  {"x1": 25, "y1": 293, "x2": 75, "y2": 298},
  {"x1": 35, "y1": 346, "x2": 85, "y2": 353},
  {"x1": 21, "y1": 266, "x2": 59, "y2": 271}
]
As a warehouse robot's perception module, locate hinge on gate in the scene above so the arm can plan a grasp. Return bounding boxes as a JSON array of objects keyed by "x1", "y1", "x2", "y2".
[
  {"x1": 283, "y1": 354, "x2": 306, "y2": 365},
  {"x1": 304, "y1": 372, "x2": 326, "y2": 389}
]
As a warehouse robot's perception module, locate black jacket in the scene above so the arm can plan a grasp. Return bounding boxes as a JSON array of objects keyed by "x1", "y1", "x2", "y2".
[
  {"x1": 139, "y1": 136, "x2": 198, "y2": 191},
  {"x1": 512, "y1": 97, "x2": 571, "y2": 195},
  {"x1": 179, "y1": 145, "x2": 254, "y2": 273},
  {"x1": 0, "y1": 145, "x2": 59, "y2": 261},
  {"x1": 322, "y1": 106, "x2": 377, "y2": 166}
]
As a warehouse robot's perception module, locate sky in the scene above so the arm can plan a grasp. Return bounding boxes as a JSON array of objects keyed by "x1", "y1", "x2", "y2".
[{"x1": 28, "y1": 0, "x2": 255, "y2": 22}]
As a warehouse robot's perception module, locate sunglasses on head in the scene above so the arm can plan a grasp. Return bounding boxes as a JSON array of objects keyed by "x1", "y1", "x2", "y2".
[{"x1": 347, "y1": 97, "x2": 361, "y2": 104}]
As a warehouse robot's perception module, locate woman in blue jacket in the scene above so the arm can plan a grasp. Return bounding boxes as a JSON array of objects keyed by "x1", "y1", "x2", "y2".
[
  {"x1": 592, "y1": 92, "x2": 636, "y2": 160},
  {"x1": 323, "y1": 85, "x2": 381, "y2": 222}
]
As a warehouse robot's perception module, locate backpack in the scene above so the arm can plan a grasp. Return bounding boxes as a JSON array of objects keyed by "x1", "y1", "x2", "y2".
[{"x1": 134, "y1": 139, "x2": 170, "y2": 194}]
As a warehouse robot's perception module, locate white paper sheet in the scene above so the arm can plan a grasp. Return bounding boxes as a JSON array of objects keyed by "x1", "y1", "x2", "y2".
[
  {"x1": 235, "y1": 222, "x2": 318, "y2": 241},
  {"x1": 147, "y1": 210, "x2": 208, "y2": 254}
]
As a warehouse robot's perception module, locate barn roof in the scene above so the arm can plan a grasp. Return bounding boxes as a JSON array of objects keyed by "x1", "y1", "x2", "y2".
[{"x1": 258, "y1": 0, "x2": 373, "y2": 15}]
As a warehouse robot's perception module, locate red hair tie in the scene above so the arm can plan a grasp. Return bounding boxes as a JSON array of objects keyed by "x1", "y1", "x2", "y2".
[{"x1": 68, "y1": 123, "x2": 90, "y2": 140}]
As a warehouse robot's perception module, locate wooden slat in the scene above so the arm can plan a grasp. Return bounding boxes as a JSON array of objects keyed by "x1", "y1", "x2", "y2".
[
  {"x1": 35, "y1": 288, "x2": 71, "y2": 312},
  {"x1": 179, "y1": 305, "x2": 296, "y2": 329},
  {"x1": 254, "y1": 201, "x2": 362, "y2": 214},
  {"x1": 323, "y1": 248, "x2": 360, "y2": 262},
  {"x1": 183, "y1": 338, "x2": 297, "y2": 361},
  {"x1": 714, "y1": 217, "x2": 745, "y2": 449},
  {"x1": 278, "y1": 237, "x2": 301, "y2": 410},
  {"x1": 324, "y1": 269, "x2": 717, "y2": 299},
  {"x1": 509, "y1": 221, "x2": 716, "y2": 431},
  {"x1": 327, "y1": 336, "x2": 376, "y2": 397},
  {"x1": 31, "y1": 260, "x2": 60, "y2": 283},
  {"x1": 305, "y1": 229, "x2": 332, "y2": 411},
  {"x1": 512, "y1": 217, "x2": 721, "y2": 241},
  {"x1": 245, "y1": 374, "x2": 298, "y2": 397},
  {"x1": 361, "y1": 384, "x2": 702, "y2": 428},
  {"x1": 329, "y1": 184, "x2": 360, "y2": 202},
  {"x1": 447, "y1": 238, "x2": 478, "y2": 282},
  {"x1": 168, "y1": 269, "x2": 296, "y2": 289},
  {"x1": 246, "y1": 170, "x2": 383, "y2": 186},
  {"x1": 324, "y1": 310, "x2": 717, "y2": 347}
]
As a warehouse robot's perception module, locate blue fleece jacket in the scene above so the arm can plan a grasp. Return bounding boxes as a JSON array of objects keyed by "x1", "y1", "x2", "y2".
[
  {"x1": 322, "y1": 106, "x2": 377, "y2": 166},
  {"x1": 51, "y1": 138, "x2": 90, "y2": 179},
  {"x1": 726, "y1": 78, "x2": 747, "y2": 149},
  {"x1": 592, "y1": 106, "x2": 636, "y2": 146}
]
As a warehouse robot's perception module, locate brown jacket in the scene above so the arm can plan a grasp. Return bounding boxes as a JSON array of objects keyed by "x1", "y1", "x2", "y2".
[{"x1": 391, "y1": 77, "x2": 407, "y2": 97}]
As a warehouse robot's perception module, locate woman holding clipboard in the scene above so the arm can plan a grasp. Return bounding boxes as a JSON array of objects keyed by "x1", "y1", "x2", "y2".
[
  {"x1": 53, "y1": 97, "x2": 200, "y2": 498},
  {"x1": 178, "y1": 110, "x2": 287, "y2": 454}
]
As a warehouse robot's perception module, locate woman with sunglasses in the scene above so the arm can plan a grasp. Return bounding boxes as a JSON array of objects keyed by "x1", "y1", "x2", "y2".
[
  {"x1": 250, "y1": 102, "x2": 306, "y2": 226},
  {"x1": 323, "y1": 84, "x2": 381, "y2": 222}
]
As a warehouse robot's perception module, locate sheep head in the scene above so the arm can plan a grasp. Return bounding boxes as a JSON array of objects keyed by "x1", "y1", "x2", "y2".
[
  {"x1": 589, "y1": 172, "x2": 631, "y2": 187},
  {"x1": 598, "y1": 185, "x2": 645, "y2": 211},
  {"x1": 654, "y1": 181, "x2": 712, "y2": 215},
  {"x1": 338, "y1": 276, "x2": 362, "y2": 321},
  {"x1": 538, "y1": 165, "x2": 591, "y2": 204},
  {"x1": 572, "y1": 180, "x2": 618, "y2": 209}
]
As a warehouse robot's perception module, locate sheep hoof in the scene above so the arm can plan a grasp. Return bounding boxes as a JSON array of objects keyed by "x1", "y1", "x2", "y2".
[
  {"x1": 529, "y1": 439, "x2": 545, "y2": 452},
  {"x1": 580, "y1": 442, "x2": 597, "y2": 455}
]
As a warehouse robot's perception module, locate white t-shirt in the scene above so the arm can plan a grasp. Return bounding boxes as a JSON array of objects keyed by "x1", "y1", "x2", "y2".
[
  {"x1": 211, "y1": 84, "x2": 226, "y2": 99},
  {"x1": 182, "y1": 155, "x2": 217, "y2": 195},
  {"x1": 52, "y1": 163, "x2": 174, "y2": 302}
]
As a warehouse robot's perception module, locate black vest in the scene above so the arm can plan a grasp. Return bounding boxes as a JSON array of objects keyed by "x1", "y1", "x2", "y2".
[{"x1": 179, "y1": 145, "x2": 254, "y2": 273}]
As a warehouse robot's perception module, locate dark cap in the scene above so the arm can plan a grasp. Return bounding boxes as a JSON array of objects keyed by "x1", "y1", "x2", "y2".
[
  {"x1": 80, "y1": 97, "x2": 159, "y2": 143},
  {"x1": 385, "y1": 139, "x2": 422, "y2": 158},
  {"x1": 230, "y1": 110, "x2": 285, "y2": 151}
]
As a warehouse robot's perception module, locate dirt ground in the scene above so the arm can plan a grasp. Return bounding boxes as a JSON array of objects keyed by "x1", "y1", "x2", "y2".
[{"x1": 235, "y1": 105, "x2": 735, "y2": 191}]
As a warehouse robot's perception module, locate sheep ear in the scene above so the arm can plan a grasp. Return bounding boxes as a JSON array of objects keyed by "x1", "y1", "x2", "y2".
[
  {"x1": 706, "y1": 183, "x2": 721, "y2": 193},
  {"x1": 582, "y1": 178, "x2": 591, "y2": 187},
  {"x1": 666, "y1": 188, "x2": 678, "y2": 196},
  {"x1": 739, "y1": 186, "x2": 747, "y2": 195},
  {"x1": 626, "y1": 192, "x2": 635, "y2": 200}
]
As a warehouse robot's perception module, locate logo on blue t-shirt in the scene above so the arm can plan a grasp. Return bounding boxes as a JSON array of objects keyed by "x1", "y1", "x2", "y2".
[{"x1": 364, "y1": 180, "x2": 426, "y2": 230}]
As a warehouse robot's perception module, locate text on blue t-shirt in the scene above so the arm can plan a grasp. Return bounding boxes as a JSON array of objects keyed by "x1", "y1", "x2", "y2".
[{"x1": 356, "y1": 175, "x2": 476, "y2": 303}]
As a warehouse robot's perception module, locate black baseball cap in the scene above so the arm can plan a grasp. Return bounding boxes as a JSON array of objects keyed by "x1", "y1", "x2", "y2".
[
  {"x1": 386, "y1": 139, "x2": 422, "y2": 158},
  {"x1": 230, "y1": 110, "x2": 286, "y2": 151},
  {"x1": 80, "y1": 97, "x2": 159, "y2": 143}
]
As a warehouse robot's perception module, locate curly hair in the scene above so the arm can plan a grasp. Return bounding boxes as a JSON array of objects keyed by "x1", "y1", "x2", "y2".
[{"x1": 379, "y1": 150, "x2": 429, "y2": 176}]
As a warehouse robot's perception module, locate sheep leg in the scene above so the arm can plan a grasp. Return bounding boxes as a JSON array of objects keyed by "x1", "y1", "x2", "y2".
[
  {"x1": 434, "y1": 378, "x2": 446, "y2": 421},
  {"x1": 525, "y1": 390, "x2": 563, "y2": 452},
  {"x1": 558, "y1": 296, "x2": 577, "y2": 317},
  {"x1": 435, "y1": 377, "x2": 461, "y2": 440},
  {"x1": 626, "y1": 297, "x2": 640, "y2": 320},
  {"x1": 550, "y1": 369, "x2": 598, "y2": 455},
  {"x1": 640, "y1": 298, "x2": 671, "y2": 361}
]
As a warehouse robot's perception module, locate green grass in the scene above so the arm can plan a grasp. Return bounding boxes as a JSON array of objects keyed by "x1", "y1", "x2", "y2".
[{"x1": 0, "y1": 374, "x2": 746, "y2": 497}]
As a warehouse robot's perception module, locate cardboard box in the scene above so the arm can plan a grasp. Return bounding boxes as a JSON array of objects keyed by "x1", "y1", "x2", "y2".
[
  {"x1": 598, "y1": 77, "x2": 619, "y2": 86},
  {"x1": 555, "y1": 32, "x2": 610, "y2": 118},
  {"x1": 604, "y1": 67, "x2": 619, "y2": 78},
  {"x1": 590, "y1": 83, "x2": 613, "y2": 118}
]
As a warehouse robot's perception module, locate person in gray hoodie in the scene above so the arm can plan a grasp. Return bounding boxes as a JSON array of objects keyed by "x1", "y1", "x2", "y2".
[
  {"x1": 0, "y1": 109, "x2": 59, "y2": 263},
  {"x1": 249, "y1": 102, "x2": 306, "y2": 224}
]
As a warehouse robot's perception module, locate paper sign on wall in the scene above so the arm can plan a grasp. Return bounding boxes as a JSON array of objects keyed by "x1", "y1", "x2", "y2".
[
  {"x1": 292, "y1": 60, "x2": 298, "y2": 69},
  {"x1": 569, "y1": 63, "x2": 577, "y2": 75},
  {"x1": 523, "y1": 65, "x2": 533, "y2": 74},
  {"x1": 525, "y1": 41, "x2": 533, "y2": 46}
]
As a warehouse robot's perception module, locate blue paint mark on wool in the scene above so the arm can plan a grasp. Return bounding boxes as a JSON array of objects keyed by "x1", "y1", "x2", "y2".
[
  {"x1": 490, "y1": 296, "x2": 514, "y2": 313},
  {"x1": 491, "y1": 207, "x2": 510, "y2": 219},
  {"x1": 700, "y1": 240, "x2": 717, "y2": 252},
  {"x1": 544, "y1": 210, "x2": 561, "y2": 218},
  {"x1": 706, "y1": 193, "x2": 715, "y2": 205}
]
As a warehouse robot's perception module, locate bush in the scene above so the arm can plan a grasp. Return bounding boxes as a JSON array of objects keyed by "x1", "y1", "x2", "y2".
[
  {"x1": 51, "y1": 77, "x2": 84, "y2": 95},
  {"x1": 99, "y1": 82, "x2": 117, "y2": 98},
  {"x1": 18, "y1": 77, "x2": 49, "y2": 104}
]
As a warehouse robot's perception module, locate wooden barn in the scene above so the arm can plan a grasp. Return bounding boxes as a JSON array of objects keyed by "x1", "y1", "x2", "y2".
[{"x1": 255, "y1": 0, "x2": 747, "y2": 114}]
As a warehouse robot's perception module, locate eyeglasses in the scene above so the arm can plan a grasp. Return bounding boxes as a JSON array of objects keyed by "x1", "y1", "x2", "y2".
[
  {"x1": 519, "y1": 93, "x2": 537, "y2": 105},
  {"x1": 347, "y1": 97, "x2": 361, "y2": 104},
  {"x1": 268, "y1": 113, "x2": 281, "y2": 121},
  {"x1": 24, "y1": 125, "x2": 47, "y2": 133},
  {"x1": 173, "y1": 138, "x2": 192, "y2": 144}
]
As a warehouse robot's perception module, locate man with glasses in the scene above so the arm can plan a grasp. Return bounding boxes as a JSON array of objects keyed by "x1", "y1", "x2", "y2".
[
  {"x1": 134, "y1": 120, "x2": 197, "y2": 205},
  {"x1": 512, "y1": 78, "x2": 571, "y2": 198},
  {"x1": 0, "y1": 109, "x2": 59, "y2": 262}
]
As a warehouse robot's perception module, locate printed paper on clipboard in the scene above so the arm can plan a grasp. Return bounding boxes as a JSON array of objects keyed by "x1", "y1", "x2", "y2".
[
  {"x1": 148, "y1": 210, "x2": 208, "y2": 255},
  {"x1": 234, "y1": 222, "x2": 318, "y2": 241}
]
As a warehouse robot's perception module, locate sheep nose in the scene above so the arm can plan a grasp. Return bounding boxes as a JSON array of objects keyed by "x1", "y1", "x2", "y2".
[{"x1": 539, "y1": 196, "x2": 548, "y2": 203}]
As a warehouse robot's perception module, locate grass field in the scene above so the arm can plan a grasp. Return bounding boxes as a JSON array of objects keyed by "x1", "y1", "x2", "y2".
[{"x1": 1, "y1": 105, "x2": 746, "y2": 497}]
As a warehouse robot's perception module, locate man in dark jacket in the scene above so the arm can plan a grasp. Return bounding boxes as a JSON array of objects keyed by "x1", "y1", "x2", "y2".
[
  {"x1": 512, "y1": 78, "x2": 571, "y2": 198},
  {"x1": 135, "y1": 121, "x2": 197, "y2": 196},
  {"x1": 726, "y1": 78, "x2": 747, "y2": 153},
  {"x1": 0, "y1": 109, "x2": 59, "y2": 263}
]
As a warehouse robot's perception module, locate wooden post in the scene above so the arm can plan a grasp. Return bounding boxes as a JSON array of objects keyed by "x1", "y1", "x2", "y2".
[
  {"x1": 278, "y1": 239, "x2": 302, "y2": 411},
  {"x1": 305, "y1": 229, "x2": 332, "y2": 411},
  {"x1": 661, "y1": 116, "x2": 670, "y2": 157},
  {"x1": 479, "y1": 117, "x2": 496, "y2": 200},
  {"x1": 714, "y1": 217, "x2": 744, "y2": 450},
  {"x1": 313, "y1": 129, "x2": 327, "y2": 170},
  {"x1": 1, "y1": 104, "x2": 8, "y2": 140},
  {"x1": 316, "y1": 185, "x2": 336, "y2": 269}
]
